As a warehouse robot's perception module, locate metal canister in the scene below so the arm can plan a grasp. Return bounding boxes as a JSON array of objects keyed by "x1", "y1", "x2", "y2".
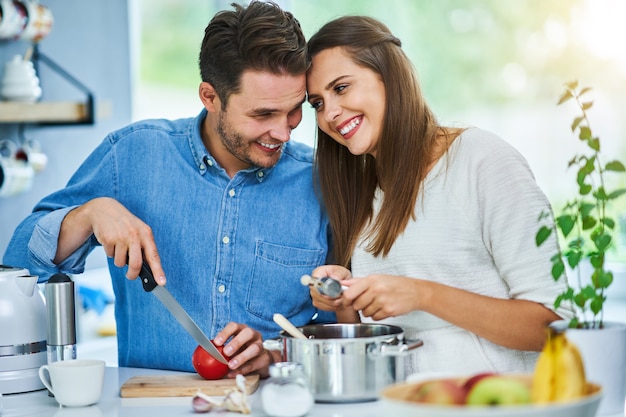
[{"x1": 45, "y1": 273, "x2": 76, "y2": 363}]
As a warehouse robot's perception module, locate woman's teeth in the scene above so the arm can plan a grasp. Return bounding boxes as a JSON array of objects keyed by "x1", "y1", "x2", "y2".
[{"x1": 339, "y1": 118, "x2": 360, "y2": 135}]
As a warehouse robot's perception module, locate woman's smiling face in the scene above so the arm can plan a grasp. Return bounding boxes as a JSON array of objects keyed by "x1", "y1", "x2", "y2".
[{"x1": 307, "y1": 47, "x2": 386, "y2": 158}]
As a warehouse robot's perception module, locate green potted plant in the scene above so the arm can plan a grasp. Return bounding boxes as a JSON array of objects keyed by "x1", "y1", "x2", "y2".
[{"x1": 536, "y1": 81, "x2": 626, "y2": 416}]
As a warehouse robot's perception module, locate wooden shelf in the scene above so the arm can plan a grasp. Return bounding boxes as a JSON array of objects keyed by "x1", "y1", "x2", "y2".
[{"x1": 0, "y1": 101, "x2": 91, "y2": 124}]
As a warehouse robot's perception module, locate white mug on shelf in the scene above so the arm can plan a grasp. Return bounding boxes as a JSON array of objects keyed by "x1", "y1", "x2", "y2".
[
  {"x1": 18, "y1": 0, "x2": 53, "y2": 41},
  {"x1": 0, "y1": 0, "x2": 27, "y2": 39},
  {"x1": 16, "y1": 138, "x2": 47, "y2": 172},
  {"x1": 38, "y1": 359, "x2": 106, "y2": 408},
  {"x1": 0, "y1": 139, "x2": 34, "y2": 197}
]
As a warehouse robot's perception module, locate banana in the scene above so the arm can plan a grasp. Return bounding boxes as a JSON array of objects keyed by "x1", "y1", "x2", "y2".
[
  {"x1": 531, "y1": 327, "x2": 587, "y2": 403},
  {"x1": 531, "y1": 329, "x2": 555, "y2": 403}
]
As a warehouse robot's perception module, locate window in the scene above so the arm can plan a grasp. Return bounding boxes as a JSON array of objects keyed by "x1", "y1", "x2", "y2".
[{"x1": 132, "y1": 0, "x2": 626, "y2": 260}]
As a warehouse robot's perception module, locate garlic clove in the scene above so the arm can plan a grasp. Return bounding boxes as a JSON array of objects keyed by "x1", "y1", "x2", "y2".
[{"x1": 192, "y1": 391, "x2": 220, "y2": 413}]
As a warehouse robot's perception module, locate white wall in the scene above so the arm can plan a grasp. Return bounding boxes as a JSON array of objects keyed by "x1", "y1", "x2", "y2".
[{"x1": 0, "y1": 0, "x2": 133, "y2": 269}]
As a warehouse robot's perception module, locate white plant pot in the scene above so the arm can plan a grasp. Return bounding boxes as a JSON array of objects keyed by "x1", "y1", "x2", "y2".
[{"x1": 554, "y1": 320, "x2": 626, "y2": 416}]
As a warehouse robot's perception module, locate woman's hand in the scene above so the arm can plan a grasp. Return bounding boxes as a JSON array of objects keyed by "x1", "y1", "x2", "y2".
[
  {"x1": 307, "y1": 265, "x2": 359, "y2": 322},
  {"x1": 342, "y1": 274, "x2": 421, "y2": 321}
]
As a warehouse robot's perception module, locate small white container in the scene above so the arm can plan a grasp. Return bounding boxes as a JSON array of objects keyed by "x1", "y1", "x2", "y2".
[{"x1": 261, "y1": 362, "x2": 314, "y2": 417}]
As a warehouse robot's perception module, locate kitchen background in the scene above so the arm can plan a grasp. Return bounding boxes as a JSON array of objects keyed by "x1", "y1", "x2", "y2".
[{"x1": 1, "y1": 0, "x2": 626, "y2": 365}]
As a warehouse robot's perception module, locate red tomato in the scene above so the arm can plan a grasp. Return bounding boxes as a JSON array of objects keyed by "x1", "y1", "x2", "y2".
[{"x1": 192, "y1": 344, "x2": 230, "y2": 380}]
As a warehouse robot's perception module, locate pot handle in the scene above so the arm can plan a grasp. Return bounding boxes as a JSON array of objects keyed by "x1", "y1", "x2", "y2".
[
  {"x1": 263, "y1": 339, "x2": 282, "y2": 351},
  {"x1": 378, "y1": 338, "x2": 424, "y2": 357}
]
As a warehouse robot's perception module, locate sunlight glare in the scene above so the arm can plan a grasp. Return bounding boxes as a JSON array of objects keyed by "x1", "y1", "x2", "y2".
[{"x1": 574, "y1": 0, "x2": 626, "y2": 72}]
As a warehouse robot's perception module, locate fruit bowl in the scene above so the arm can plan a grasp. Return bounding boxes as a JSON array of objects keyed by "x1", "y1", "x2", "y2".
[{"x1": 380, "y1": 374, "x2": 602, "y2": 417}]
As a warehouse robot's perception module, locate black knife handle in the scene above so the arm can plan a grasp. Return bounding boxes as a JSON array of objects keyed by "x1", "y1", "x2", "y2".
[{"x1": 138, "y1": 261, "x2": 158, "y2": 292}]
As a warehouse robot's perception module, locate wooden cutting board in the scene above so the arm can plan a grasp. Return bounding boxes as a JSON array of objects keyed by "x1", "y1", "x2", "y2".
[{"x1": 119, "y1": 374, "x2": 260, "y2": 398}]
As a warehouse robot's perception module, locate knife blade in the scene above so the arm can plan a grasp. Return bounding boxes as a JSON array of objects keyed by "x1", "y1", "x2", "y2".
[{"x1": 138, "y1": 262, "x2": 229, "y2": 365}]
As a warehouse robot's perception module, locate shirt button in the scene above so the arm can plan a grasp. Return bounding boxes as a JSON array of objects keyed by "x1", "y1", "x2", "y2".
[
  {"x1": 218, "y1": 285, "x2": 226, "y2": 293},
  {"x1": 222, "y1": 236, "x2": 230, "y2": 244},
  {"x1": 206, "y1": 159, "x2": 214, "y2": 167},
  {"x1": 228, "y1": 189, "x2": 235, "y2": 197},
  {"x1": 258, "y1": 171, "x2": 264, "y2": 178}
]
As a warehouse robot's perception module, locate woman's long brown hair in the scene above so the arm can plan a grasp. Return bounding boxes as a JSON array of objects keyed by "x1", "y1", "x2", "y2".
[{"x1": 308, "y1": 16, "x2": 442, "y2": 267}]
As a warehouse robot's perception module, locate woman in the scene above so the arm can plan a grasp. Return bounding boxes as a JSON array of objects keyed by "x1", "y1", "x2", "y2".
[{"x1": 305, "y1": 16, "x2": 572, "y2": 375}]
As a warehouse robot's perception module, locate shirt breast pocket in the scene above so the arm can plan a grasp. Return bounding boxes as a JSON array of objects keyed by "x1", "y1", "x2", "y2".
[{"x1": 246, "y1": 240, "x2": 324, "y2": 321}]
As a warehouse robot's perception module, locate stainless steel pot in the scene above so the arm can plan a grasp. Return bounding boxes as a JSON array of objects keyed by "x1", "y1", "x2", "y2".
[{"x1": 263, "y1": 323, "x2": 423, "y2": 403}]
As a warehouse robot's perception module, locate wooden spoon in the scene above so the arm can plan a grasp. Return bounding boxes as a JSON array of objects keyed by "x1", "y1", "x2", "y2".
[{"x1": 272, "y1": 313, "x2": 307, "y2": 339}]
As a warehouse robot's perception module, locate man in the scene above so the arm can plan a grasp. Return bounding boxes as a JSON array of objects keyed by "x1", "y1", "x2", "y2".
[{"x1": 3, "y1": 1, "x2": 332, "y2": 378}]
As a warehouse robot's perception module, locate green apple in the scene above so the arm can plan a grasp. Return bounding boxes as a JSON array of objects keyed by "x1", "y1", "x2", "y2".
[
  {"x1": 409, "y1": 379, "x2": 466, "y2": 405},
  {"x1": 465, "y1": 375, "x2": 531, "y2": 406},
  {"x1": 462, "y1": 372, "x2": 497, "y2": 393}
]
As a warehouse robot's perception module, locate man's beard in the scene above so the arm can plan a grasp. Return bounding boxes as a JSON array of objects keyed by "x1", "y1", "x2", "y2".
[{"x1": 216, "y1": 111, "x2": 283, "y2": 169}]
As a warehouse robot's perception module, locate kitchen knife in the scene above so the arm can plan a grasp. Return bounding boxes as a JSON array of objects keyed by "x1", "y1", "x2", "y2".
[{"x1": 138, "y1": 262, "x2": 229, "y2": 365}]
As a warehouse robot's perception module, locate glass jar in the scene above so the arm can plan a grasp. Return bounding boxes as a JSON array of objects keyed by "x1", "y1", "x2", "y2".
[{"x1": 261, "y1": 362, "x2": 314, "y2": 417}]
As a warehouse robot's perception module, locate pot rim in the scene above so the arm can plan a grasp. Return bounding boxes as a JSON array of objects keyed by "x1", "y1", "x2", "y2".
[{"x1": 279, "y1": 322, "x2": 406, "y2": 341}]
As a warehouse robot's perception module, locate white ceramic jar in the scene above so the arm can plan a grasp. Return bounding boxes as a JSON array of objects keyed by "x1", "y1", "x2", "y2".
[{"x1": 1, "y1": 54, "x2": 42, "y2": 102}]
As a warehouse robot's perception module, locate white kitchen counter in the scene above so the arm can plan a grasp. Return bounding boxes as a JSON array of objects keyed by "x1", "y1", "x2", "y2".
[
  {"x1": 2, "y1": 367, "x2": 624, "y2": 417},
  {"x1": 0, "y1": 367, "x2": 389, "y2": 417}
]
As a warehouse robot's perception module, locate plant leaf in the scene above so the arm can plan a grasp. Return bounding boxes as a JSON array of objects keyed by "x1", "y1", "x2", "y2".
[
  {"x1": 535, "y1": 226, "x2": 553, "y2": 246},
  {"x1": 579, "y1": 87, "x2": 592, "y2": 96},
  {"x1": 590, "y1": 297, "x2": 604, "y2": 315},
  {"x1": 551, "y1": 259, "x2": 565, "y2": 280},
  {"x1": 593, "y1": 187, "x2": 608, "y2": 201},
  {"x1": 558, "y1": 89, "x2": 573, "y2": 105},
  {"x1": 581, "y1": 215, "x2": 597, "y2": 230},
  {"x1": 605, "y1": 160, "x2": 626, "y2": 172},
  {"x1": 537, "y1": 210, "x2": 551, "y2": 221},
  {"x1": 595, "y1": 270, "x2": 613, "y2": 289},
  {"x1": 571, "y1": 116, "x2": 584, "y2": 132},
  {"x1": 579, "y1": 126, "x2": 592, "y2": 140},
  {"x1": 579, "y1": 202, "x2": 595, "y2": 218},
  {"x1": 602, "y1": 217, "x2": 615, "y2": 229},
  {"x1": 566, "y1": 251, "x2": 582, "y2": 269},
  {"x1": 568, "y1": 236, "x2": 584, "y2": 250},
  {"x1": 581, "y1": 285, "x2": 596, "y2": 299},
  {"x1": 581, "y1": 101, "x2": 593, "y2": 110},
  {"x1": 573, "y1": 291, "x2": 587, "y2": 308},
  {"x1": 608, "y1": 189, "x2": 626, "y2": 200},
  {"x1": 594, "y1": 233, "x2": 612, "y2": 251},
  {"x1": 588, "y1": 137, "x2": 600, "y2": 151},
  {"x1": 589, "y1": 254, "x2": 603, "y2": 268},
  {"x1": 579, "y1": 184, "x2": 592, "y2": 195},
  {"x1": 556, "y1": 215, "x2": 576, "y2": 237}
]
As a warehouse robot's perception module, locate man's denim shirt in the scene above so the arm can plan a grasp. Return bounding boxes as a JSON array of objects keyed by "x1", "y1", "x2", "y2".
[{"x1": 3, "y1": 109, "x2": 334, "y2": 371}]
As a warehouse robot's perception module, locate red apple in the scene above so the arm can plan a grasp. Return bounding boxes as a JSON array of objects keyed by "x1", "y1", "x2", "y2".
[
  {"x1": 462, "y1": 372, "x2": 497, "y2": 393},
  {"x1": 409, "y1": 379, "x2": 466, "y2": 405}
]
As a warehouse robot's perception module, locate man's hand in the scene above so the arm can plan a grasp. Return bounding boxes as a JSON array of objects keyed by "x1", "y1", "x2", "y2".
[
  {"x1": 213, "y1": 322, "x2": 279, "y2": 378},
  {"x1": 55, "y1": 197, "x2": 166, "y2": 285}
]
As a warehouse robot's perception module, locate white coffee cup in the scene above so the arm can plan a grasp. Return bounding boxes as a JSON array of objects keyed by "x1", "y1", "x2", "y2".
[
  {"x1": 16, "y1": 138, "x2": 48, "y2": 173},
  {"x1": 0, "y1": 139, "x2": 34, "y2": 197},
  {"x1": 18, "y1": 0, "x2": 54, "y2": 41},
  {"x1": 0, "y1": 0, "x2": 27, "y2": 39},
  {"x1": 38, "y1": 359, "x2": 106, "y2": 408}
]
